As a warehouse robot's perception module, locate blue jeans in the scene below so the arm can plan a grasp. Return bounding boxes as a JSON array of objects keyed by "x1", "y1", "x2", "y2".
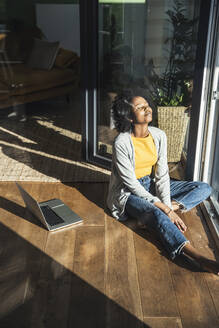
[{"x1": 125, "y1": 176, "x2": 212, "y2": 260}]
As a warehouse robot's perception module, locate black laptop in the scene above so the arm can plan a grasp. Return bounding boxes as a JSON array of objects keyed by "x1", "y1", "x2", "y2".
[{"x1": 16, "y1": 182, "x2": 83, "y2": 231}]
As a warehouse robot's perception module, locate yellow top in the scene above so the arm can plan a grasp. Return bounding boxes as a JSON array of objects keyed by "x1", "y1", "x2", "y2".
[{"x1": 131, "y1": 134, "x2": 157, "y2": 179}]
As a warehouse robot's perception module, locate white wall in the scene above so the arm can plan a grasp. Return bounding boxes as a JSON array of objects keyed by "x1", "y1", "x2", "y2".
[{"x1": 36, "y1": 4, "x2": 80, "y2": 55}]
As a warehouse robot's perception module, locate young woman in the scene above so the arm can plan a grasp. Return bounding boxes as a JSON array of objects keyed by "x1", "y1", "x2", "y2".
[{"x1": 107, "y1": 90, "x2": 219, "y2": 275}]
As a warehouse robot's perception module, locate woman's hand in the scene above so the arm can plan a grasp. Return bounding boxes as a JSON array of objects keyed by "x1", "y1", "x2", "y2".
[
  {"x1": 168, "y1": 210, "x2": 187, "y2": 233},
  {"x1": 154, "y1": 201, "x2": 187, "y2": 233}
]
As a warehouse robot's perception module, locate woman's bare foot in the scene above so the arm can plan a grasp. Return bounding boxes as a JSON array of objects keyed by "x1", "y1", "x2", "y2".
[
  {"x1": 197, "y1": 257, "x2": 219, "y2": 275},
  {"x1": 182, "y1": 242, "x2": 219, "y2": 276}
]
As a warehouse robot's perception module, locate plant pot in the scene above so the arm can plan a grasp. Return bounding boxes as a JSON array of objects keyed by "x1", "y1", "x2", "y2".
[{"x1": 157, "y1": 106, "x2": 189, "y2": 162}]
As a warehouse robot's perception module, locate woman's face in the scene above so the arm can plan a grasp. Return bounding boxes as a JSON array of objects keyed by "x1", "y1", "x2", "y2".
[{"x1": 130, "y1": 96, "x2": 153, "y2": 124}]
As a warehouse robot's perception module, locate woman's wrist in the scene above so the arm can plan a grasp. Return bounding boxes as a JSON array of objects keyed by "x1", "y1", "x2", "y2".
[
  {"x1": 165, "y1": 208, "x2": 172, "y2": 215},
  {"x1": 154, "y1": 202, "x2": 173, "y2": 215}
]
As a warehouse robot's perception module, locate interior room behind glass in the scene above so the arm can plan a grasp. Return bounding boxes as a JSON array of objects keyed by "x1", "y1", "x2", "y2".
[{"x1": 0, "y1": 0, "x2": 81, "y2": 182}]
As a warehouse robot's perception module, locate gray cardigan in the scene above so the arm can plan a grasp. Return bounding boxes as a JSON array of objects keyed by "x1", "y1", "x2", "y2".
[{"x1": 107, "y1": 126, "x2": 172, "y2": 220}]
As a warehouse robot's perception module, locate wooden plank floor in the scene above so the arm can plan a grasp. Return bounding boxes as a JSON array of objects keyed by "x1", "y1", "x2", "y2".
[{"x1": 0, "y1": 182, "x2": 219, "y2": 328}]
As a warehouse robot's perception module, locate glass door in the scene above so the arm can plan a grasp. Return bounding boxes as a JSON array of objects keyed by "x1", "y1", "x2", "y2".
[
  {"x1": 97, "y1": 0, "x2": 147, "y2": 160},
  {"x1": 0, "y1": 0, "x2": 81, "y2": 182},
  {"x1": 81, "y1": 0, "x2": 202, "y2": 169}
]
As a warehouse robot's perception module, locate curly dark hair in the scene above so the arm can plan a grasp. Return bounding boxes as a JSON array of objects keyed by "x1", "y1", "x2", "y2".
[{"x1": 112, "y1": 90, "x2": 135, "y2": 133}]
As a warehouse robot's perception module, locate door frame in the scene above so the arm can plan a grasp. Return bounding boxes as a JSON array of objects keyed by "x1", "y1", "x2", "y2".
[
  {"x1": 80, "y1": 0, "x2": 111, "y2": 169},
  {"x1": 189, "y1": 0, "x2": 219, "y2": 248}
]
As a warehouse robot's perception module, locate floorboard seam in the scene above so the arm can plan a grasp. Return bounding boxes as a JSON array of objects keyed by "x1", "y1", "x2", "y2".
[
  {"x1": 186, "y1": 210, "x2": 219, "y2": 320},
  {"x1": 132, "y1": 230, "x2": 144, "y2": 321},
  {"x1": 66, "y1": 226, "x2": 77, "y2": 328},
  {"x1": 167, "y1": 258, "x2": 183, "y2": 326}
]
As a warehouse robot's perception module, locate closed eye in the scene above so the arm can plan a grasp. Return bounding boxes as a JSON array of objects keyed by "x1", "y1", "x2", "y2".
[{"x1": 135, "y1": 106, "x2": 151, "y2": 111}]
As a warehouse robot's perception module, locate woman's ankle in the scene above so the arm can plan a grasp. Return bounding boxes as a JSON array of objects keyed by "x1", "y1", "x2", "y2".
[{"x1": 181, "y1": 242, "x2": 204, "y2": 261}]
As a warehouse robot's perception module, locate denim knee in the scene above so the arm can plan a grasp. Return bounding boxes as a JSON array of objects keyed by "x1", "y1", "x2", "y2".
[
  {"x1": 173, "y1": 181, "x2": 212, "y2": 212},
  {"x1": 199, "y1": 182, "x2": 212, "y2": 199}
]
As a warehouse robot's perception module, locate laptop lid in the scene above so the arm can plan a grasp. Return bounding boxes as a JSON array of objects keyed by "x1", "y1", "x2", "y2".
[{"x1": 16, "y1": 182, "x2": 49, "y2": 229}]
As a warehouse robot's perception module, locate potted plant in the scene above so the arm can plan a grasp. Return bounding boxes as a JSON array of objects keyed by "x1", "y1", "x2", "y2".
[{"x1": 144, "y1": 0, "x2": 198, "y2": 162}]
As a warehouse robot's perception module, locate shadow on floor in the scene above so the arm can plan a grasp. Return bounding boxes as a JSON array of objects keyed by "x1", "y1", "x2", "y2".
[
  {"x1": 0, "y1": 221, "x2": 151, "y2": 328},
  {"x1": 0, "y1": 95, "x2": 110, "y2": 182}
]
